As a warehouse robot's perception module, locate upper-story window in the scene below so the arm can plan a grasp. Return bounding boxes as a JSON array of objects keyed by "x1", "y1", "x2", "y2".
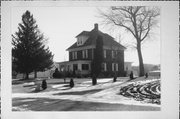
[
  {"x1": 72, "y1": 51, "x2": 77, "y2": 60},
  {"x1": 75, "y1": 52, "x2": 77, "y2": 59},
  {"x1": 85, "y1": 50, "x2": 88, "y2": 58},
  {"x1": 115, "y1": 51, "x2": 118, "y2": 56},
  {"x1": 103, "y1": 50, "x2": 106, "y2": 58},
  {"x1": 112, "y1": 50, "x2": 118, "y2": 59},
  {"x1": 112, "y1": 50, "x2": 115, "y2": 59},
  {"x1": 82, "y1": 50, "x2": 88, "y2": 59},
  {"x1": 102, "y1": 63, "x2": 107, "y2": 71},
  {"x1": 77, "y1": 37, "x2": 82, "y2": 46},
  {"x1": 77, "y1": 36, "x2": 89, "y2": 46}
]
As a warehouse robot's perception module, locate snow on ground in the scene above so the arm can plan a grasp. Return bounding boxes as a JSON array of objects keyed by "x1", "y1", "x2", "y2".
[{"x1": 12, "y1": 77, "x2": 160, "y2": 108}]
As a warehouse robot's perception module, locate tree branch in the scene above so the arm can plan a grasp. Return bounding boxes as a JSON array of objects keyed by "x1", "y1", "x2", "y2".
[{"x1": 141, "y1": 16, "x2": 152, "y2": 41}]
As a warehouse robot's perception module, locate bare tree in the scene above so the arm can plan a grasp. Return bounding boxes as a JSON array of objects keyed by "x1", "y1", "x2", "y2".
[{"x1": 98, "y1": 6, "x2": 160, "y2": 76}]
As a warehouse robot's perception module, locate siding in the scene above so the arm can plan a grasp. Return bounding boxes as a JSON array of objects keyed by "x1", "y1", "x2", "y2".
[{"x1": 69, "y1": 48, "x2": 125, "y2": 76}]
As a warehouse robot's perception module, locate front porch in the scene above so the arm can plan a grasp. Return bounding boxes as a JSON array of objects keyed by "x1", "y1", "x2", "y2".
[{"x1": 57, "y1": 60, "x2": 92, "y2": 76}]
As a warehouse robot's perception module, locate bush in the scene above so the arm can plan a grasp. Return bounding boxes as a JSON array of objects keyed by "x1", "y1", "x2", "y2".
[
  {"x1": 98, "y1": 72, "x2": 105, "y2": 78},
  {"x1": 66, "y1": 70, "x2": 73, "y2": 78},
  {"x1": 145, "y1": 73, "x2": 148, "y2": 78},
  {"x1": 41, "y1": 80, "x2": 47, "y2": 90},
  {"x1": 130, "y1": 71, "x2": 134, "y2": 80},
  {"x1": 113, "y1": 73, "x2": 117, "y2": 82},
  {"x1": 53, "y1": 68, "x2": 61, "y2": 78},
  {"x1": 92, "y1": 74, "x2": 97, "y2": 85},
  {"x1": 76, "y1": 70, "x2": 82, "y2": 78},
  {"x1": 70, "y1": 78, "x2": 74, "y2": 88}
]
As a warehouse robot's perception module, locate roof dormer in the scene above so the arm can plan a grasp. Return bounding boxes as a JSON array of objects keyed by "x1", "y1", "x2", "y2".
[{"x1": 77, "y1": 35, "x2": 89, "y2": 46}]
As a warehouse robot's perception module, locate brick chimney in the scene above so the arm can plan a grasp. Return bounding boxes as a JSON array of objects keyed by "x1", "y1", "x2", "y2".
[{"x1": 94, "y1": 23, "x2": 98, "y2": 31}]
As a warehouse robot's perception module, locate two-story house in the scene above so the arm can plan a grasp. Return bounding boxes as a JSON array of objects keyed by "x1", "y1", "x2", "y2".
[{"x1": 58, "y1": 23, "x2": 126, "y2": 77}]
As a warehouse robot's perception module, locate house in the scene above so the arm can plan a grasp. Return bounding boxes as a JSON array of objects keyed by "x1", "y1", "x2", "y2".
[
  {"x1": 58, "y1": 23, "x2": 126, "y2": 77},
  {"x1": 124, "y1": 62, "x2": 133, "y2": 76}
]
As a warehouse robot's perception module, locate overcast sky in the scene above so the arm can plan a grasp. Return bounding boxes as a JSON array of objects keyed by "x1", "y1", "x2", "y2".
[{"x1": 11, "y1": 6, "x2": 160, "y2": 66}]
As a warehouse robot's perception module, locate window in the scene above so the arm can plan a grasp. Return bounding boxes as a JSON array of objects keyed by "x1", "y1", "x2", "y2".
[
  {"x1": 77, "y1": 37, "x2": 82, "y2": 46},
  {"x1": 116, "y1": 63, "x2": 118, "y2": 71},
  {"x1": 112, "y1": 50, "x2": 115, "y2": 59},
  {"x1": 102, "y1": 63, "x2": 107, "y2": 71},
  {"x1": 82, "y1": 50, "x2": 88, "y2": 59},
  {"x1": 115, "y1": 51, "x2": 118, "y2": 57},
  {"x1": 82, "y1": 50, "x2": 85, "y2": 59},
  {"x1": 75, "y1": 52, "x2": 77, "y2": 59},
  {"x1": 72, "y1": 52, "x2": 77, "y2": 59},
  {"x1": 72, "y1": 52, "x2": 74, "y2": 59},
  {"x1": 85, "y1": 49, "x2": 88, "y2": 58},
  {"x1": 112, "y1": 63, "x2": 118, "y2": 71},
  {"x1": 112, "y1": 63, "x2": 114, "y2": 71},
  {"x1": 82, "y1": 64, "x2": 89, "y2": 70},
  {"x1": 103, "y1": 50, "x2": 106, "y2": 58}
]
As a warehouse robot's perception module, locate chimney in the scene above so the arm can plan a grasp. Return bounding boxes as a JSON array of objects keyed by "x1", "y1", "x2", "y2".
[{"x1": 94, "y1": 23, "x2": 98, "y2": 31}]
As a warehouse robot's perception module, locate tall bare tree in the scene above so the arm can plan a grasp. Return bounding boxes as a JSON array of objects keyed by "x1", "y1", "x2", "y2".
[{"x1": 98, "y1": 6, "x2": 160, "y2": 76}]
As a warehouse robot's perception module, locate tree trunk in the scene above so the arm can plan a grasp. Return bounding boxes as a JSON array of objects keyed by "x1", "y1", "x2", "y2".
[
  {"x1": 34, "y1": 70, "x2": 37, "y2": 78},
  {"x1": 25, "y1": 72, "x2": 29, "y2": 79},
  {"x1": 137, "y1": 42, "x2": 145, "y2": 76}
]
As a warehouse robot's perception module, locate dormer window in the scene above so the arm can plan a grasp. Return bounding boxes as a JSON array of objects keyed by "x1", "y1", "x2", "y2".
[{"x1": 77, "y1": 35, "x2": 89, "y2": 46}]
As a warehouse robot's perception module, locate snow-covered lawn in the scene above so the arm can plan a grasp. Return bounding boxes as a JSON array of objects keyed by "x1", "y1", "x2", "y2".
[{"x1": 12, "y1": 77, "x2": 161, "y2": 111}]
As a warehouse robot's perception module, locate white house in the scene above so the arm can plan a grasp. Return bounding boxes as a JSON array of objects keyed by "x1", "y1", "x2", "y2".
[{"x1": 124, "y1": 62, "x2": 133, "y2": 76}]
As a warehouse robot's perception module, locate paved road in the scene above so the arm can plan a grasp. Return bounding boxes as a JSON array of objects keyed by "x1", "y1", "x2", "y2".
[{"x1": 12, "y1": 97, "x2": 160, "y2": 111}]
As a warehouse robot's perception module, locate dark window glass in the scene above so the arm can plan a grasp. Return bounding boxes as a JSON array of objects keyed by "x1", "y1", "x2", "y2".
[{"x1": 82, "y1": 64, "x2": 89, "y2": 70}]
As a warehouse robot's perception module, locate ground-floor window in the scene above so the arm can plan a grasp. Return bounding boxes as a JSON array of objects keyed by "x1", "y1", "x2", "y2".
[
  {"x1": 82, "y1": 64, "x2": 89, "y2": 70},
  {"x1": 102, "y1": 63, "x2": 107, "y2": 71},
  {"x1": 112, "y1": 63, "x2": 118, "y2": 71}
]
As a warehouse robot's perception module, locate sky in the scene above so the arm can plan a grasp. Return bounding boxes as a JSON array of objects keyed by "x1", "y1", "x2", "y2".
[{"x1": 11, "y1": 6, "x2": 160, "y2": 66}]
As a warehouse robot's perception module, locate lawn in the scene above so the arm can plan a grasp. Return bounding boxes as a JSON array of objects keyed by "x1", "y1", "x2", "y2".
[{"x1": 12, "y1": 77, "x2": 161, "y2": 111}]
